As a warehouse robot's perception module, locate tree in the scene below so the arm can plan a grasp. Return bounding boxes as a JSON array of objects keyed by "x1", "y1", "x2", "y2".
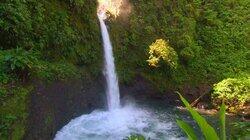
[{"x1": 147, "y1": 39, "x2": 178, "y2": 69}]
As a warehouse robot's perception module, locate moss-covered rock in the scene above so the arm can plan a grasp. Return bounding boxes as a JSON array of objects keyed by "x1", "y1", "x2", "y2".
[{"x1": 0, "y1": 87, "x2": 31, "y2": 140}]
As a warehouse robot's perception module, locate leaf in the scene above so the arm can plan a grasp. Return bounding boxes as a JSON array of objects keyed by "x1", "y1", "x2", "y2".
[
  {"x1": 219, "y1": 102, "x2": 226, "y2": 140},
  {"x1": 176, "y1": 119, "x2": 198, "y2": 140},
  {"x1": 178, "y1": 93, "x2": 220, "y2": 140},
  {"x1": 4, "y1": 54, "x2": 12, "y2": 61}
]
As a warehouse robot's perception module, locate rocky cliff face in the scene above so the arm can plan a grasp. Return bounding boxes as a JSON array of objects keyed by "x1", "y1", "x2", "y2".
[{"x1": 24, "y1": 77, "x2": 105, "y2": 140}]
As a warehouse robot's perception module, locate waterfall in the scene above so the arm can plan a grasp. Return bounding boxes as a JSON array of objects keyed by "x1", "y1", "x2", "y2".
[
  {"x1": 98, "y1": 13, "x2": 120, "y2": 110},
  {"x1": 54, "y1": 12, "x2": 181, "y2": 140}
]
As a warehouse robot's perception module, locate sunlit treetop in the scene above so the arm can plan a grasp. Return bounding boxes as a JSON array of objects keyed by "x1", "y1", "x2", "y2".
[
  {"x1": 147, "y1": 39, "x2": 178, "y2": 69},
  {"x1": 97, "y1": 0, "x2": 123, "y2": 18}
]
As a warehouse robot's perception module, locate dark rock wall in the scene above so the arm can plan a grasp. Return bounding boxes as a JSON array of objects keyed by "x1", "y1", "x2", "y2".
[{"x1": 24, "y1": 78, "x2": 105, "y2": 140}]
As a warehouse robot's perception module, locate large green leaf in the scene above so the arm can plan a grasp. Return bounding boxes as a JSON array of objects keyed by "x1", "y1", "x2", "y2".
[
  {"x1": 219, "y1": 103, "x2": 226, "y2": 140},
  {"x1": 178, "y1": 93, "x2": 220, "y2": 140},
  {"x1": 176, "y1": 119, "x2": 198, "y2": 140}
]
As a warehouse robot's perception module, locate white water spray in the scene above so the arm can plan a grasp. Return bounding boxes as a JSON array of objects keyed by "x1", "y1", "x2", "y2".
[{"x1": 98, "y1": 13, "x2": 120, "y2": 110}]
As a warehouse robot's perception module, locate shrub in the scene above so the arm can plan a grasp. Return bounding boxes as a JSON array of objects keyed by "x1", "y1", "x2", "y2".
[
  {"x1": 147, "y1": 39, "x2": 178, "y2": 69},
  {"x1": 0, "y1": 48, "x2": 80, "y2": 83},
  {"x1": 212, "y1": 77, "x2": 250, "y2": 112},
  {"x1": 0, "y1": 48, "x2": 38, "y2": 71}
]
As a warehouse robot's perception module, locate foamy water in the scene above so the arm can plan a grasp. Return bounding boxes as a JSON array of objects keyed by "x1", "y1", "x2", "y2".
[{"x1": 54, "y1": 104, "x2": 185, "y2": 140}]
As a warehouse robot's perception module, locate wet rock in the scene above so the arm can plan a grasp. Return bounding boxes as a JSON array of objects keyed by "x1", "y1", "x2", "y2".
[
  {"x1": 197, "y1": 102, "x2": 209, "y2": 110},
  {"x1": 24, "y1": 77, "x2": 105, "y2": 140}
]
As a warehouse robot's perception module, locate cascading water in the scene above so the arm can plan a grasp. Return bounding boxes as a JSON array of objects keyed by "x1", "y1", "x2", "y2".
[
  {"x1": 54, "y1": 6, "x2": 186, "y2": 140},
  {"x1": 98, "y1": 12, "x2": 120, "y2": 110}
]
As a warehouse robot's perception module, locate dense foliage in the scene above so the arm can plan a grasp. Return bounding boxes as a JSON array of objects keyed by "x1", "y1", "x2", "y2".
[
  {"x1": 0, "y1": 0, "x2": 249, "y2": 139},
  {"x1": 0, "y1": 0, "x2": 102, "y2": 84},
  {"x1": 110, "y1": 0, "x2": 249, "y2": 91},
  {"x1": 147, "y1": 39, "x2": 178, "y2": 69},
  {"x1": 212, "y1": 77, "x2": 250, "y2": 112}
]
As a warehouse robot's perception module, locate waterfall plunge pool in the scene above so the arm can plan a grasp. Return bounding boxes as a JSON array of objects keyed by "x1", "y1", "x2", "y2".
[{"x1": 53, "y1": 99, "x2": 209, "y2": 140}]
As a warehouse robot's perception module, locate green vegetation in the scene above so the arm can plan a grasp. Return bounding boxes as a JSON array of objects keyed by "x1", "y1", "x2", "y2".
[
  {"x1": 147, "y1": 39, "x2": 178, "y2": 69},
  {"x1": 111, "y1": 0, "x2": 249, "y2": 91},
  {"x1": 0, "y1": 87, "x2": 30, "y2": 140},
  {"x1": 212, "y1": 77, "x2": 250, "y2": 112},
  {"x1": 231, "y1": 121, "x2": 250, "y2": 139},
  {"x1": 0, "y1": 0, "x2": 102, "y2": 84},
  {"x1": 0, "y1": 0, "x2": 249, "y2": 139},
  {"x1": 177, "y1": 94, "x2": 250, "y2": 139},
  {"x1": 177, "y1": 94, "x2": 226, "y2": 140}
]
